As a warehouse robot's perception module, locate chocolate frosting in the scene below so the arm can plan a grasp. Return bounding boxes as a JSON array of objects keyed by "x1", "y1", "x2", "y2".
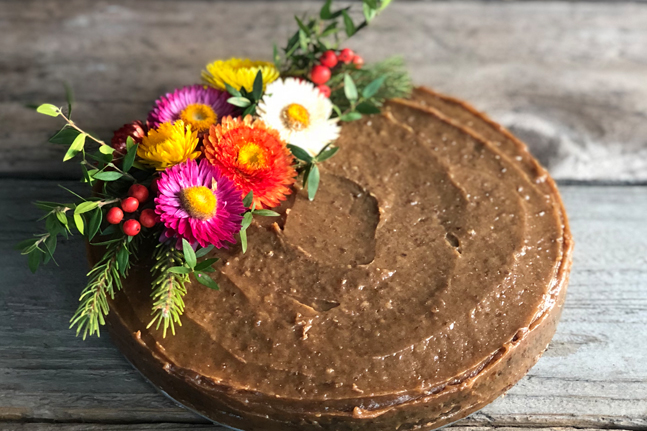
[{"x1": 103, "y1": 88, "x2": 573, "y2": 431}]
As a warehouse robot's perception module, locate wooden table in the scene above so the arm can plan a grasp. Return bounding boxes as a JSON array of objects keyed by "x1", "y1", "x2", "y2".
[{"x1": 1, "y1": 1, "x2": 646, "y2": 430}]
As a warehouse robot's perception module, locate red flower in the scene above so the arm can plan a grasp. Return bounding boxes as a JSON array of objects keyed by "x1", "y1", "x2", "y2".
[
  {"x1": 203, "y1": 116, "x2": 296, "y2": 209},
  {"x1": 111, "y1": 121, "x2": 148, "y2": 155}
]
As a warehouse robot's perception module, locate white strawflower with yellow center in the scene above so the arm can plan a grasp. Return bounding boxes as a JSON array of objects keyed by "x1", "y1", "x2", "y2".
[{"x1": 257, "y1": 78, "x2": 340, "y2": 156}]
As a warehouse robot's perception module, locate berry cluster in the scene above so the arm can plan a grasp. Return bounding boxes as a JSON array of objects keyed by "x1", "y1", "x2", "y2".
[
  {"x1": 310, "y1": 48, "x2": 364, "y2": 97},
  {"x1": 106, "y1": 182, "x2": 158, "y2": 236}
]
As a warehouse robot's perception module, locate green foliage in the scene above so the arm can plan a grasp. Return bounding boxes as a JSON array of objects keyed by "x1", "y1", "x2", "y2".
[
  {"x1": 238, "y1": 192, "x2": 280, "y2": 253},
  {"x1": 69, "y1": 237, "x2": 135, "y2": 339},
  {"x1": 279, "y1": 0, "x2": 392, "y2": 79},
  {"x1": 329, "y1": 56, "x2": 412, "y2": 113},
  {"x1": 288, "y1": 144, "x2": 340, "y2": 201},
  {"x1": 225, "y1": 71, "x2": 264, "y2": 116},
  {"x1": 147, "y1": 243, "x2": 190, "y2": 338}
]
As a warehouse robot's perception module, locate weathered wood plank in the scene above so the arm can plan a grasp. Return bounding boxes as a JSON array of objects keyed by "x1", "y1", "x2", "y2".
[
  {"x1": 0, "y1": 179, "x2": 646, "y2": 428},
  {"x1": 0, "y1": 1, "x2": 646, "y2": 180}
]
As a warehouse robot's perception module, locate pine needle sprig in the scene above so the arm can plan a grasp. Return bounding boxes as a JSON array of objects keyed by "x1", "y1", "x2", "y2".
[
  {"x1": 69, "y1": 237, "x2": 134, "y2": 339},
  {"x1": 147, "y1": 242, "x2": 190, "y2": 338},
  {"x1": 328, "y1": 56, "x2": 412, "y2": 112}
]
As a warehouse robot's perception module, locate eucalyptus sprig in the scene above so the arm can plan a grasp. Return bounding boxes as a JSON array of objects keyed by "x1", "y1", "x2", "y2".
[
  {"x1": 288, "y1": 144, "x2": 339, "y2": 200},
  {"x1": 224, "y1": 70, "x2": 264, "y2": 117},
  {"x1": 239, "y1": 191, "x2": 280, "y2": 253}
]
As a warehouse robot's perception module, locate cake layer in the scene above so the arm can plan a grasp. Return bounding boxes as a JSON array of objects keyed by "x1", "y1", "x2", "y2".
[{"x1": 102, "y1": 87, "x2": 573, "y2": 431}]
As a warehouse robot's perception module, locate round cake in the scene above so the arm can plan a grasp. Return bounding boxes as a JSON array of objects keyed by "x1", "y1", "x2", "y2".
[{"x1": 99, "y1": 87, "x2": 573, "y2": 431}]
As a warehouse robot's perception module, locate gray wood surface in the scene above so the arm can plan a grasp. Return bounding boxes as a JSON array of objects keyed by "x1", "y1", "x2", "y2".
[
  {"x1": 1, "y1": 180, "x2": 646, "y2": 429},
  {"x1": 1, "y1": 1, "x2": 647, "y2": 181}
]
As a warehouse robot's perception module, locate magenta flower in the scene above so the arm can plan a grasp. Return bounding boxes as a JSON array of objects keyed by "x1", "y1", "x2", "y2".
[
  {"x1": 147, "y1": 85, "x2": 239, "y2": 133},
  {"x1": 155, "y1": 158, "x2": 245, "y2": 249}
]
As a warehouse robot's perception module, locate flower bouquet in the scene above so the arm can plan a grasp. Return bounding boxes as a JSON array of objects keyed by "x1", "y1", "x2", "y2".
[{"x1": 18, "y1": 0, "x2": 411, "y2": 339}]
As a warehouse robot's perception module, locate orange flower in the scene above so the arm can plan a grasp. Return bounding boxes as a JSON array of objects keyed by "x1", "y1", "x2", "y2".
[{"x1": 204, "y1": 116, "x2": 296, "y2": 209}]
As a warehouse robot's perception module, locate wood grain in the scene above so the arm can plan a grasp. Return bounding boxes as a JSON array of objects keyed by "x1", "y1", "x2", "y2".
[
  {"x1": 1, "y1": 1, "x2": 646, "y2": 181},
  {"x1": 1, "y1": 180, "x2": 646, "y2": 428}
]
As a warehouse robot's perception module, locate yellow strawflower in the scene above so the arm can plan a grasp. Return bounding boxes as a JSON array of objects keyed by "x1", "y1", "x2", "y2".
[
  {"x1": 201, "y1": 58, "x2": 279, "y2": 93},
  {"x1": 137, "y1": 120, "x2": 200, "y2": 171}
]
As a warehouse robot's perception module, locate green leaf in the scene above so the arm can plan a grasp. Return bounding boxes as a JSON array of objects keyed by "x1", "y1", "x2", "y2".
[
  {"x1": 253, "y1": 209, "x2": 280, "y2": 217},
  {"x1": 227, "y1": 97, "x2": 251, "y2": 108},
  {"x1": 344, "y1": 74, "x2": 358, "y2": 102},
  {"x1": 93, "y1": 171, "x2": 123, "y2": 182},
  {"x1": 14, "y1": 238, "x2": 38, "y2": 252},
  {"x1": 362, "y1": 76, "x2": 386, "y2": 99},
  {"x1": 167, "y1": 266, "x2": 191, "y2": 274},
  {"x1": 100, "y1": 224, "x2": 119, "y2": 237},
  {"x1": 194, "y1": 258, "x2": 219, "y2": 272},
  {"x1": 363, "y1": 2, "x2": 377, "y2": 22},
  {"x1": 122, "y1": 143, "x2": 138, "y2": 172},
  {"x1": 116, "y1": 245, "x2": 129, "y2": 276},
  {"x1": 316, "y1": 146, "x2": 340, "y2": 162},
  {"x1": 28, "y1": 249, "x2": 42, "y2": 273},
  {"x1": 298, "y1": 28, "x2": 309, "y2": 52},
  {"x1": 320, "y1": 0, "x2": 347, "y2": 20},
  {"x1": 43, "y1": 234, "x2": 57, "y2": 265},
  {"x1": 287, "y1": 144, "x2": 313, "y2": 162},
  {"x1": 194, "y1": 272, "x2": 219, "y2": 290},
  {"x1": 73, "y1": 213, "x2": 84, "y2": 234},
  {"x1": 240, "y1": 229, "x2": 248, "y2": 253},
  {"x1": 321, "y1": 21, "x2": 339, "y2": 37},
  {"x1": 340, "y1": 112, "x2": 363, "y2": 122},
  {"x1": 242, "y1": 191, "x2": 254, "y2": 208},
  {"x1": 320, "y1": 0, "x2": 333, "y2": 19},
  {"x1": 379, "y1": 0, "x2": 393, "y2": 11},
  {"x1": 86, "y1": 208, "x2": 102, "y2": 241},
  {"x1": 80, "y1": 165, "x2": 92, "y2": 183},
  {"x1": 49, "y1": 127, "x2": 80, "y2": 145},
  {"x1": 99, "y1": 145, "x2": 114, "y2": 155},
  {"x1": 273, "y1": 43, "x2": 281, "y2": 68},
  {"x1": 55, "y1": 210, "x2": 68, "y2": 227},
  {"x1": 307, "y1": 164, "x2": 320, "y2": 201},
  {"x1": 74, "y1": 201, "x2": 99, "y2": 215},
  {"x1": 224, "y1": 82, "x2": 241, "y2": 97},
  {"x1": 45, "y1": 213, "x2": 63, "y2": 236},
  {"x1": 295, "y1": 16, "x2": 310, "y2": 35},
  {"x1": 342, "y1": 10, "x2": 356, "y2": 37},
  {"x1": 252, "y1": 70, "x2": 263, "y2": 101},
  {"x1": 90, "y1": 237, "x2": 122, "y2": 246},
  {"x1": 356, "y1": 101, "x2": 381, "y2": 114},
  {"x1": 242, "y1": 104, "x2": 257, "y2": 117},
  {"x1": 36, "y1": 104, "x2": 60, "y2": 117},
  {"x1": 241, "y1": 212, "x2": 253, "y2": 231},
  {"x1": 195, "y1": 244, "x2": 215, "y2": 258},
  {"x1": 63, "y1": 133, "x2": 86, "y2": 162},
  {"x1": 182, "y1": 239, "x2": 197, "y2": 269}
]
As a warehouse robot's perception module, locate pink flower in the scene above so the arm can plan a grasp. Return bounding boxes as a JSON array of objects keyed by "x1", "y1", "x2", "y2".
[
  {"x1": 154, "y1": 159, "x2": 245, "y2": 249},
  {"x1": 147, "y1": 84, "x2": 239, "y2": 133}
]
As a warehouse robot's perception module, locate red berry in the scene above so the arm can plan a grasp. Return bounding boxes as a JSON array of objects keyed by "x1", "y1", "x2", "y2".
[
  {"x1": 150, "y1": 177, "x2": 160, "y2": 196},
  {"x1": 121, "y1": 197, "x2": 139, "y2": 213},
  {"x1": 128, "y1": 184, "x2": 149, "y2": 203},
  {"x1": 123, "y1": 219, "x2": 141, "y2": 236},
  {"x1": 106, "y1": 207, "x2": 124, "y2": 225},
  {"x1": 310, "y1": 65, "x2": 331, "y2": 85},
  {"x1": 316, "y1": 84, "x2": 331, "y2": 98},
  {"x1": 337, "y1": 48, "x2": 354, "y2": 64},
  {"x1": 352, "y1": 55, "x2": 364, "y2": 69},
  {"x1": 319, "y1": 50, "x2": 338, "y2": 68},
  {"x1": 139, "y1": 209, "x2": 157, "y2": 228}
]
